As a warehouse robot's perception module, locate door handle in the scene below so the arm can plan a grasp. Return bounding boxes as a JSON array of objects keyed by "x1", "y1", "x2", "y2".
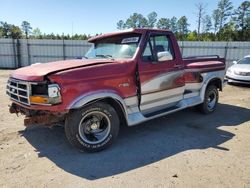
[{"x1": 173, "y1": 64, "x2": 183, "y2": 68}]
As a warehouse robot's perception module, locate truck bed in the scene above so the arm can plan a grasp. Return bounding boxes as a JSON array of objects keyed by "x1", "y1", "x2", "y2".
[{"x1": 183, "y1": 55, "x2": 225, "y2": 72}]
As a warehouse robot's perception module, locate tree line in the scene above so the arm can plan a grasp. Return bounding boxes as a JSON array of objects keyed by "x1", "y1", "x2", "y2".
[
  {"x1": 117, "y1": 0, "x2": 249, "y2": 41},
  {"x1": 0, "y1": 0, "x2": 249, "y2": 41},
  {"x1": 0, "y1": 21, "x2": 92, "y2": 40}
]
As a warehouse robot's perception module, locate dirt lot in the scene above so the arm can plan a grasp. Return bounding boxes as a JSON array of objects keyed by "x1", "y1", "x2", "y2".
[{"x1": 0, "y1": 70, "x2": 250, "y2": 188}]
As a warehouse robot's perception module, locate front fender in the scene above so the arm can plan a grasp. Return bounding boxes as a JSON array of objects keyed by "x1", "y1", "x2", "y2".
[{"x1": 67, "y1": 90, "x2": 128, "y2": 115}]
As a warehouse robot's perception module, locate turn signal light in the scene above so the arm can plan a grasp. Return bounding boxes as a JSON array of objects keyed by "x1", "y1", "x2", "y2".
[{"x1": 30, "y1": 96, "x2": 48, "y2": 104}]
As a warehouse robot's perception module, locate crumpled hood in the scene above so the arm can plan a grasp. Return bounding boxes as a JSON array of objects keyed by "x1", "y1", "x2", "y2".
[
  {"x1": 230, "y1": 64, "x2": 250, "y2": 72},
  {"x1": 11, "y1": 59, "x2": 114, "y2": 81}
]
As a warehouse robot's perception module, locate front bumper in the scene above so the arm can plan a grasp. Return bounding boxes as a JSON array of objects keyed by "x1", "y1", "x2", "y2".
[
  {"x1": 225, "y1": 72, "x2": 250, "y2": 84},
  {"x1": 225, "y1": 76, "x2": 250, "y2": 84},
  {"x1": 9, "y1": 103, "x2": 66, "y2": 127}
]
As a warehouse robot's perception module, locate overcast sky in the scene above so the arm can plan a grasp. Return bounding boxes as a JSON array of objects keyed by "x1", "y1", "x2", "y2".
[{"x1": 1, "y1": 0, "x2": 243, "y2": 35}]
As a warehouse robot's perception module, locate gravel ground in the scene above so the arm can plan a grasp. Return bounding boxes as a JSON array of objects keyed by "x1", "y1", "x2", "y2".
[{"x1": 0, "y1": 70, "x2": 250, "y2": 188}]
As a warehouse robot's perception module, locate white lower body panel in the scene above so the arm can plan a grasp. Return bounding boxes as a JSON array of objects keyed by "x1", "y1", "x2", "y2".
[{"x1": 124, "y1": 70, "x2": 225, "y2": 126}]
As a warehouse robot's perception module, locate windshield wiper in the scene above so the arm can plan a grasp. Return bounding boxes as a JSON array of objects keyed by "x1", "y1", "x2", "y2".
[
  {"x1": 76, "y1": 56, "x2": 88, "y2": 59},
  {"x1": 96, "y1": 54, "x2": 114, "y2": 60}
]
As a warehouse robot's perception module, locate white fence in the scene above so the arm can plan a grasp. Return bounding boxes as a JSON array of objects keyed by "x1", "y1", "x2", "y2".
[
  {"x1": 0, "y1": 39, "x2": 92, "y2": 68},
  {"x1": 178, "y1": 41, "x2": 250, "y2": 67},
  {"x1": 0, "y1": 38, "x2": 250, "y2": 69}
]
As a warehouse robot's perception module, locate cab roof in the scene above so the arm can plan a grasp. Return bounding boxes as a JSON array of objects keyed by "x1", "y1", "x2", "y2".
[{"x1": 88, "y1": 28, "x2": 171, "y2": 42}]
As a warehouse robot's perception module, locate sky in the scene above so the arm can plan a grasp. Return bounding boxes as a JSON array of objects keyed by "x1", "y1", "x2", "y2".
[{"x1": 1, "y1": 0, "x2": 244, "y2": 36}]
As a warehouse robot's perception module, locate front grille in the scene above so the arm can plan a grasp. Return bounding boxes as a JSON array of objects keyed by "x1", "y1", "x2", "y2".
[
  {"x1": 6, "y1": 79, "x2": 30, "y2": 105},
  {"x1": 239, "y1": 72, "x2": 250, "y2": 76}
]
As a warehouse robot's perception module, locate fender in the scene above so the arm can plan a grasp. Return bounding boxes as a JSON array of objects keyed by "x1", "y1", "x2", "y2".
[
  {"x1": 67, "y1": 89, "x2": 129, "y2": 118},
  {"x1": 199, "y1": 70, "x2": 225, "y2": 101}
]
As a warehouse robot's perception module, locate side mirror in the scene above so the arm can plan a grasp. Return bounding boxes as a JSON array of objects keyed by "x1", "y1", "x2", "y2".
[
  {"x1": 233, "y1": 60, "x2": 237, "y2": 64},
  {"x1": 157, "y1": 51, "x2": 173, "y2": 62}
]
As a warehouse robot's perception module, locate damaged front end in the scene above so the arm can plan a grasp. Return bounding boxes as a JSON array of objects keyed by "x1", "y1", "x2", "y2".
[
  {"x1": 9, "y1": 103, "x2": 66, "y2": 128},
  {"x1": 6, "y1": 77, "x2": 67, "y2": 127}
]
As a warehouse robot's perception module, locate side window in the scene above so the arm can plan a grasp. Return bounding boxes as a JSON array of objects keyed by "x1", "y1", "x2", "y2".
[
  {"x1": 142, "y1": 41, "x2": 154, "y2": 61},
  {"x1": 142, "y1": 35, "x2": 174, "y2": 62}
]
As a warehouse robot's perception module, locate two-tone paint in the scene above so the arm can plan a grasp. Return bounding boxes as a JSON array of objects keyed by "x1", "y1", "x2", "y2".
[{"x1": 8, "y1": 29, "x2": 226, "y2": 126}]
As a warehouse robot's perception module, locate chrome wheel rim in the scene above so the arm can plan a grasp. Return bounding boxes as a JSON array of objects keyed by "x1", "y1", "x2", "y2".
[
  {"x1": 78, "y1": 111, "x2": 111, "y2": 144},
  {"x1": 207, "y1": 91, "x2": 217, "y2": 111}
]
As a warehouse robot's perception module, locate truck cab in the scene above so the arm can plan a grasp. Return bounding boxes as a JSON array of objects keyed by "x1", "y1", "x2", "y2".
[{"x1": 7, "y1": 29, "x2": 226, "y2": 152}]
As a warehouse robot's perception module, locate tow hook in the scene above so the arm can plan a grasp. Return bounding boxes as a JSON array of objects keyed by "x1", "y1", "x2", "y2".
[{"x1": 9, "y1": 104, "x2": 19, "y2": 116}]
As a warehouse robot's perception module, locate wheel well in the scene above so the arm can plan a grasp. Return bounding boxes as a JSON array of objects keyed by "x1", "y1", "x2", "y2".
[{"x1": 207, "y1": 78, "x2": 222, "y2": 91}]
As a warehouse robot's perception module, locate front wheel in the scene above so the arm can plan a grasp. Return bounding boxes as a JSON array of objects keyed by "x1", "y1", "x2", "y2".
[
  {"x1": 65, "y1": 102, "x2": 120, "y2": 152},
  {"x1": 197, "y1": 85, "x2": 219, "y2": 114}
]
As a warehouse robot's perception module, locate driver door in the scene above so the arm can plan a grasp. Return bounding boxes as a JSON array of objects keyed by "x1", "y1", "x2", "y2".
[{"x1": 138, "y1": 33, "x2": 185, "y2": 113}]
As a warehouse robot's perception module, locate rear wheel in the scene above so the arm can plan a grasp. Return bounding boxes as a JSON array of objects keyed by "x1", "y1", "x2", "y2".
[
  {"x1": 65, "y1": 102, "x2": 120, "y2": 152},
  {"x1": 197, "y1": 85, "x2": 219, "y2": 114}
]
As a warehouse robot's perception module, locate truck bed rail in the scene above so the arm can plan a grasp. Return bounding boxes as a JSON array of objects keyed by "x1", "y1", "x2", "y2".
[{"x1": 183, "y1": 55, "x2": 220, "y2": 60}]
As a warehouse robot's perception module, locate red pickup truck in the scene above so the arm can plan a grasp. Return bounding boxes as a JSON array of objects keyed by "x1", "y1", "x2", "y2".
[{"x1": 7, "y1": 29, "x2": 226, "y2": 152}]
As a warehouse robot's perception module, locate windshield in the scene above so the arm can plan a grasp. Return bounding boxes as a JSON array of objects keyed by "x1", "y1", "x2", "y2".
[
  {"x1": 238, "y1": 57, "x2": 250, "y2": 65},
  {"x1": 85, "y1": 33, "x2": 141, "y2": 59}
]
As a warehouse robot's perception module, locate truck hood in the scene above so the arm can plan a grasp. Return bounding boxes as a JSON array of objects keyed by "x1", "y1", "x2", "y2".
[{"x1": 11, "y1": 59, "x2": 114, "y2": 81}]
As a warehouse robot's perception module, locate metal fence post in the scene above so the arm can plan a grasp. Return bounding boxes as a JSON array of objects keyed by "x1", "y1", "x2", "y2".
[
  {"x1": 12, "y1": 38, "x2": 17, "y2": 68},
  {"x1": 224, "y1": 42, "x2": 229, "y2": 67},
  {"x1": 62, "y1": 38, "x2": 66, "y2": 60},
  {"x1": 16, "y1": 39, "x2": 21, "y2": 68},
  {"x1": 224, "y1": 42, "x2": 229, "y2": 61},
  {"x1": 26, "y1": 38, "x2": 31, "y2": 65}
]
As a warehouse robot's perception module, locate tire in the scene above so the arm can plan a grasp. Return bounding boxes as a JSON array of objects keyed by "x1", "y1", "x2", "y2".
[
  {"x1": 65, "y1": 102, "x2": 120, "y2": 152},
  {"x1": 197, "y1": 85, "x2": 219, "y2": 114}
]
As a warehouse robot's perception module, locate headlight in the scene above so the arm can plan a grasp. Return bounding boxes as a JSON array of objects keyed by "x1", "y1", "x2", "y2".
[
  {"x1": 227, "y1": 68, "x2": 232, "y2": 73},
  {"x1": 48, "y1": 84, "x2": 61, "y2": 98},
  {"x1": 234, "y1": 70, "x2": 240, "y2": 75},
  {"x1": 30, "y1": 83, "x2": 62, "y2": 105}
]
